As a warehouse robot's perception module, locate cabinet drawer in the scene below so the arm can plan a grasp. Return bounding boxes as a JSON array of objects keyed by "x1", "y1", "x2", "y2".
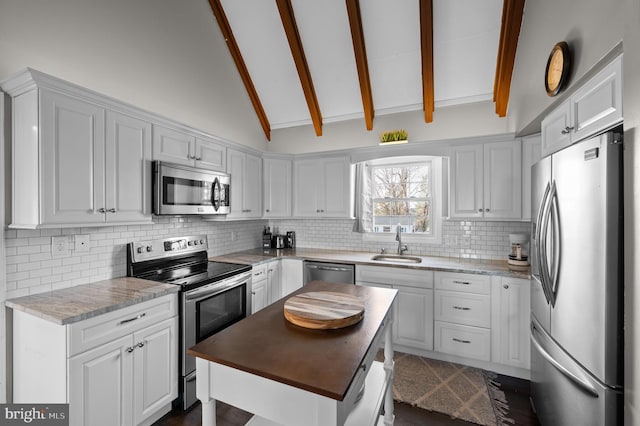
[
  {"x1": 434, "y1": 290, "x2": 490, "y2": 328},
  {"x1": 252, "y1": 264, "x2": 268, "y2": 284},
  {"x1": 356, "y1": 265, "x2": 433, "y2": 289},
  {"x1": 434, "y1": 321, "x2": 491, "y2": 361},
  {"x1": 68, "y1": 294, "x2": 177, "y2": 356},
  {"x1": 434, "y1": 271, "x2": 490, "y2": 294}
]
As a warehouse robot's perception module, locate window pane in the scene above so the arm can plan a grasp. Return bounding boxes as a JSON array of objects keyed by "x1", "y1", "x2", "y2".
[
  {"x1": 373, "y1": 164, "x2": 430, "y2": 199},
  {"x1": 373, "y1": 200, "x2": 431, "y2": 234}
]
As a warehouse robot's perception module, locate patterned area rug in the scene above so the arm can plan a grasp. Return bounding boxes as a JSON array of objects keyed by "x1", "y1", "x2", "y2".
[{"x1": 377, "y1": 351, "x2": 514, "y2": 426}]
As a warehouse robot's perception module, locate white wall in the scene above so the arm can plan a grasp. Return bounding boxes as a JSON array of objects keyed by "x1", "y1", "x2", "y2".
[
  {"x1": 267, "y1": 101, "x2": 514, "y2": 155},
  {"x1": 0, "y1": 0, "x2": 267, "y2": 151}
]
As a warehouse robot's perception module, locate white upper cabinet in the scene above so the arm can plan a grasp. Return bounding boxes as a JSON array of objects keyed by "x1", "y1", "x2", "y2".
[
  {"x1": 4, "y1": 79, "x2": 152, "y2": 228},
  {"x1": 541, "y1": 55, "x2": 622, "y2": 157},
  {"x1": 521, "y1": 134, "x2": 542, "y2": 221},
  {"x1": 227, "y1": 148, "x2": 262, "y2": 219},
  {"x1": 263, "y1": 156, "x2": 292, "y2": 218},
  {"x1": 152, "y1": 125, "x2": 226, "y2": 172},
  {"x1": 449, "y1": 140, "x2": 522, "y2": 220},
  {"x1": 293, "y1": 156, "x2": 352, "y2": 218}
]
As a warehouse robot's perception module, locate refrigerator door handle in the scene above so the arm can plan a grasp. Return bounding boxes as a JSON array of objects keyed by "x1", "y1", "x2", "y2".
[
  {"x1": 530, "y1": 323, "x2": 599, "y2": 398},
  {"x1": 549, "y1": 186, "x2": 561, "y2": 298},
  {"x1": 534, "y1": 182, "x2": 552, "y2": 303},
  {"x1": 540, "y1": 182, "x2": 556, "y2": 304}
]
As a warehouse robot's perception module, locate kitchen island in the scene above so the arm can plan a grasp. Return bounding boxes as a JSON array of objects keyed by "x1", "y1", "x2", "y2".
[{"x1": 188, "y1": 281, "x2": 397, "y2": 426}]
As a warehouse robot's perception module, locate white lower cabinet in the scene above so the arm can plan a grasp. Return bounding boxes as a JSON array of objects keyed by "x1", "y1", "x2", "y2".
[
  {"x1": 356, "y1": 265, "x2": 434, "y2": 351},
  {"x1": 12, "y1": 294, "x2": 178, "y2": 426},
  {"x1": 491, "y1": 276, "x2": 531, "y2": 370},
  {"x1": 280, "y1": 258, "x2": 304, "y2": 297},
  {"x1": 251, "y1": 260, "x2": 282, "y2": 314}
]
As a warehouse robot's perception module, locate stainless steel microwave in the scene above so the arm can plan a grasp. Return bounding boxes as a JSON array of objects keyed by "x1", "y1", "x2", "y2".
[{"x1": 153, "y1": 161, "x2": 230, "y2": 215}]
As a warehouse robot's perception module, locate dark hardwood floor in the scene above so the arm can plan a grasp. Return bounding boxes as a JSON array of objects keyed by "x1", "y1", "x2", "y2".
[{"x1": 154, "y1": 374, "x2": 539, "y2": 426}]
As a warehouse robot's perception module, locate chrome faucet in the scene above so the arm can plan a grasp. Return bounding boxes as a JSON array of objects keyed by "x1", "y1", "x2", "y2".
[{"x1": 396, "y1": 223, "x2": 408, "y2": 255}]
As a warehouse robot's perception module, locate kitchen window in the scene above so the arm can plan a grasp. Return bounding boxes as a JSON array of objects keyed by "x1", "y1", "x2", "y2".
[{"x1": 356, "y1": 156, "x2": 443, "y2": 244}]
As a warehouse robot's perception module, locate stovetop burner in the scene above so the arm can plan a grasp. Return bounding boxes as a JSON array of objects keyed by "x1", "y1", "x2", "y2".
[{"x1": 126, "y1": 235, "x2": 250, "y2": 291}]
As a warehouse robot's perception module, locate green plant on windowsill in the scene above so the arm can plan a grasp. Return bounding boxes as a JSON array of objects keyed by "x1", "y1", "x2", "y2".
[{"x1": 379, "y1": 129, "x2": 408, "y2": 144}]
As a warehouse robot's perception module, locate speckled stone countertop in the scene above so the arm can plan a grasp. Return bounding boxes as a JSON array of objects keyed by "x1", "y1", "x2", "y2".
[
  {"x1": 5, "y1": 277, "x2": 179, "y2": 325},
  {"x1": 209, "y1": 247, "x2": 530, "y2": 279}
]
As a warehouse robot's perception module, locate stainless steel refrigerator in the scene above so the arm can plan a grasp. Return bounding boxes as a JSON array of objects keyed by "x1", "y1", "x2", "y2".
[{"x1": 530, "y1": 129, "x2": 624, "y2": 425}]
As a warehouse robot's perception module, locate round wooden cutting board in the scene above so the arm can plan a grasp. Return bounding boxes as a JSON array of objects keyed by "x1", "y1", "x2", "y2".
[{"x1": 284, "y1": 291, "x2": 365, "y2": 330}]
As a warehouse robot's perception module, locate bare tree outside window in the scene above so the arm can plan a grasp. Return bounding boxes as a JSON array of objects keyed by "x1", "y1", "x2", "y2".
[{"x1": 371, "y1": 162, "x2": 432, "y2": 234}]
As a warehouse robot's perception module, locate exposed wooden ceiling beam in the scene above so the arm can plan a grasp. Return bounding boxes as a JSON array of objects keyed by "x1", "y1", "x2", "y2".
[
  {"x1": 493, "y1": 0, "x2": 525, "y2": 117},
  {"x1": 346, "y1": 0, "x2": 374, "y2": 131},
  {"x1": 420, "y1": 0, "x2": 434, "y2": 123},
  {"x1": 208, "y1": 0, "x2": 271, "y2": 141},
  {"x1": 275, "y1": 0, "x2": 323, "y2": 136}
]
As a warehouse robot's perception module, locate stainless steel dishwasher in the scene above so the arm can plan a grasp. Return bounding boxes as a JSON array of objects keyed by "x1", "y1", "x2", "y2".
[{"x1": 303, "y1": 261, "x2": 355, "y2": 285}]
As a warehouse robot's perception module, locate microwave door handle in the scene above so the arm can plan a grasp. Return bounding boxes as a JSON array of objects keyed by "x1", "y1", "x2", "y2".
[{"x1": 211, "y1": 178, "x2": 220, "y2": 212}]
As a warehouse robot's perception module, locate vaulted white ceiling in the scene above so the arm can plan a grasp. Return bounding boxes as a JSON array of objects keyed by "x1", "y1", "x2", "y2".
[{"x1": 212, "y1": 0, "x2": 523, "y2": 140}]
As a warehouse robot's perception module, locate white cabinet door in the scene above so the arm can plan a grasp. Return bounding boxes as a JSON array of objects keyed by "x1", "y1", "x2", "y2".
[
  {"x1": 521, "y1": 134, "x2": 542, "y2": 221},
  {"x1": 293, "y1": 156, "x2": 351, "y2": 217},
  {"x1": 243, "y1": 153, "x2": 262, "y2": 218},
  {"x1": 195, "y1": 137, "x2": 226, "y2": 172},
  {"x1": 105, "y1": 111, "x2": 152, "y2": 223},
  {"x1": 322, "y1": 157, "x2": 351, "y2": 217},
  {"x1": 267, "y1": 260, "x2": 282, "y2": 304},
  {"x1": 69, "y1": 334, "x2": 134, "y2": 426},
  {"x1": 449, "y1": 144, "x2": 483, "y2": 218},
  {"x1": 393, "y1": 285, "x2": 433, "y2": 351},
  {"x1": 263, "y1": 157, "x2": 292, "y2": 218},
  {"x1": 541, "y1": 100, "x2": 572, "y2": 157},
  {"x1": 251, "y1": 279, "x2": 267, "y2": 314},
  {"x1": 41, "y1": 90, "x2": 106, "y2": 224},
  {"x1": 293, "y1": 159, "x2": 321, "y2": 216},
  {"x1": 133, "y1": 317, "x2": 178, "y2": 425},
  {"x1": 571, "y1": 55, "x2": 622, "y2": 143},
  {"x1": 227, "y1": 149, "x2": 261, "y2": 218},
  {"x1": 491, "y1": 277, "x2": 530, "y2": 370},
  {"x1": 152, "y1": 124, "x2": 195, "y2": 166},
  {"x1": 483, "y1": 140, "x2": 521, "y2": 219}
]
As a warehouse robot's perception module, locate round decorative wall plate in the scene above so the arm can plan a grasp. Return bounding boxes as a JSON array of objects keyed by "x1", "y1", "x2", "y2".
[{"x1": 545, "y1": 41, "x2": 571, "y2": 97}]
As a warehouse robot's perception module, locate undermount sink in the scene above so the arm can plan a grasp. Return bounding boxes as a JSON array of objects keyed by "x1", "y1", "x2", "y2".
[{"x1": 370, "y1": 254, "x2": 422, "y2": 264}]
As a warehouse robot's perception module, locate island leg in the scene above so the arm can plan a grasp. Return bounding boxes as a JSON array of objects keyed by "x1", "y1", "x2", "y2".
[
  {"x1": 196, "y1": 357, "x2": 217, "y2": 426},
  {"x1": 383, "y1": 313, "x2": 394, "y2": 426}
]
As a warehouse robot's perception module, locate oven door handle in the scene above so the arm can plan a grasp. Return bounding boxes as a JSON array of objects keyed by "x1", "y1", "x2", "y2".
[{"x1": 184, "y1": 273, "x2": 250, "y2": 301}]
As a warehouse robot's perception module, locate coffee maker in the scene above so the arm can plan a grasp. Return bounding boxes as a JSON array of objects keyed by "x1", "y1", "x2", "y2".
[
  {"x1": 507, "y1": 233, "x2": 529, "y2": 271},
  {"x1": 285, "y1": 231, "x2": 296, "y2": 249}
]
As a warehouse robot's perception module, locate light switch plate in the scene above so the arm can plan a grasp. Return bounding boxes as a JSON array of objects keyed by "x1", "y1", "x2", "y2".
[
  {"x1": 51, "y1": 236, "x2": 70, "y2": 257},
  {"x1": 74, "y1": 234, "x2": 90, "y2": 253}
]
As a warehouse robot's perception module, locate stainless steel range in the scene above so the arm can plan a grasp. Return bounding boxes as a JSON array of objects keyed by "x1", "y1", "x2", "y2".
[{"x1": 126, "y1": 235, "x2": 251, "y2": 410}]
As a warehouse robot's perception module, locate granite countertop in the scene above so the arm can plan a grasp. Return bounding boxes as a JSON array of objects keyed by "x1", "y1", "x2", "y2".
[
  {"x1": 5, "y1": 277, "x2": 179, "y2": 325},
  {"x1": 209, "y1": 247, "x2": 531, "y2": 279}
]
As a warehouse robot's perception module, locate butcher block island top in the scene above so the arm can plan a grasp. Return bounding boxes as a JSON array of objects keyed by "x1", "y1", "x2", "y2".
[{"x1": 188, "y1": 281, "x2": 397, "y2": 402}]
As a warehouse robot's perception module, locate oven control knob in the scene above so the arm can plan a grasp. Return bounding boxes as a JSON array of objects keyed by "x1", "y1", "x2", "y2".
[
  {"x1": 137, "y1": 247, "x2": 144, "y2": 254},
  {"x1": 188, "y1": 241, "x2": 193, "y2": 246},
  {"x1": 146, "y1": 246, "x2": 152, "y2": 252},
  {"x1": 193, "y1": 240, "x2": 198, "y2": 245},
  {"x1": 200, "y1": 239, "x2": 204, "y2": 245}
]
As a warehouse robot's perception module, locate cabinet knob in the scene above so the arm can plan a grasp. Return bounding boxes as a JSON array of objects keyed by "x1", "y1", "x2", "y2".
[
  {"x1": 196, "y1": 156, "x2": 201, "y2": 161},
  {"x1": 561, "y1": 126, "x2": 575, "y2": 135},
  {"x1": 108, "y1": 208, "x2": 117, "y2": 213},
  {"x1": 266, "y1": 209, "x2": 270, "y2": 213},
  {"x1": 503, "y1": 284, "x2": 509, "y2": 289},
  {"x1": 316, "y1": 209, "x2": 321, "y2": 213},
  {"x1": 478, "y1": 208, "x2": 483, "y2": 212},
  {"x1": 126, "y1": 346, "x2": 135, "y2": 353},
  {"x1": 485, "y1": 208, "x2": 490, "y2": 212}
]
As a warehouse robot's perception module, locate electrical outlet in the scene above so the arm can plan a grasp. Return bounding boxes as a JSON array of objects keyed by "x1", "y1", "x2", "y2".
[
  {"x1": 51, "y1": 236, "x2": 70, "y2": 257},
  {"x1": 75, "y1": 234, "x2": 90, "y2": 253}
]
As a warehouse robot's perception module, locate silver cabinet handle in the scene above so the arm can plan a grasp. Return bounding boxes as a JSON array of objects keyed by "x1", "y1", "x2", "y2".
[
  {"x1": 478, "y1": 208, "x2": 483, "y2": 212},
  {"x1": 453, "y1": 338, "x2": 471, "y2": 344},
  {"x1": 126, "y1": 346, "x2": 135, "y2": 353},
  {"x1": 453, "y1": 306, "x2": 470, "y2": 311},
  {"x1": 136, "y1": 341, "x2": 145, "y2": 349},
  {"x1": 108, "y1": 208, "x2": 116, "y2": 213},
  {"x1": 266, "y1": 209, "x2": 270, "y2": 213},
  {"x1": 503, "y1": 284, "x2": 509, "y2": 289},
  {"x1": 560, "y1": 126, "x2": 575, "y2": 135},
  {"x1": 98, "y1": 208, "x2": 106, "y2": 213},
  {"x1": 485, "y1": 208, "x2": 490, "y2": 212},
  {"x1": 118, "y1": 312, "x2": 146, "y2": 325},
  {"x1": 453, "y1": 280, "x2": 470, "y2": 285},
  {"x1": 196, "y1": 156, "x2": 202, "y2": 160}
]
